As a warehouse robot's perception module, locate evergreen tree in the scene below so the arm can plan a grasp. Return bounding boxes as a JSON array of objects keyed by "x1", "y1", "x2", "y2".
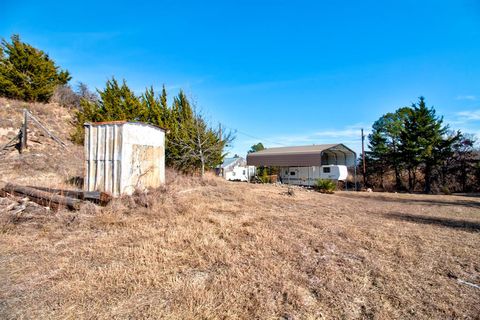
[
  {"x1": 400, "y1": 97, "x2": 459, "y2": 193},
  {"x1": 248, "y1": 142, "x2": 267, "y2": 178},
  {"x1": 454, "y1": 134, "x2": 476, "y2": 192},
  {"x1": 248, "y1": 142, "x2": 265, "y2": 153},
  {"x1": 159, "y1": 85, "x2": 169, "y2": 126},
  {"x1": 367, "y1": 107, "x2": 410, "y2": 190},
  {"x1": 0, "y1": 34, "x2": 71, "y2": 102},
  {"x1": 72, "y1": 77, "x2": 145, "y2": 142},
  {"x1": 71, "y1": 98, "x2": 103, "y2": 143},
  {"x1": 141, "y1": 86, "x2": 163, "y2": 125},
  {"x1": 367, "y1": 127, "x2": 389, "y2": 189},
  {"x1": 172, "y1": 90, "x2": 193, "y2": 123},
  {"x1": 97, "y1": 78, "x2": 145, "y2": 121}
]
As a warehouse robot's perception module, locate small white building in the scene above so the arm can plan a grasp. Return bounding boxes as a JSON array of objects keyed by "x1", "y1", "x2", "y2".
[
  {"x1": 84, "y1": 121, "x2": 166, "y2": 196},
  {"x1": 219, "y1": 157, "x2": 255, "y2": 182}
]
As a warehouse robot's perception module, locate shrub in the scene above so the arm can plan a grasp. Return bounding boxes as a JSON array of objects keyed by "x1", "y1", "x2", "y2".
[
  {"x1": 260, "y1": 170, "x2": 269, "y2": 183},
  {"x1": 441, "y1": 186, "x2": 451, "y2": 195},
  {"x1": 315, "y1": 179, "x2": 336, "y2": 194}
]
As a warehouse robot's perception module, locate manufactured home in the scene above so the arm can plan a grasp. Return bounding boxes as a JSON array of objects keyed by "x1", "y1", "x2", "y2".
[
  {"x1": 84, "y1": 121, "x2": 166, "y2": 196},
  {"x1": 219, "y1": 157, "x2": 255, "y2": 182},
  {"x1": 246, "y1": 144, "x2": 356, "y2": 187}
]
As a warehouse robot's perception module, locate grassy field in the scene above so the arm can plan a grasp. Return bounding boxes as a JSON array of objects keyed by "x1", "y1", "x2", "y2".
[{"x1": 1, "y1": 171, "x2": 479, "y2": 319}]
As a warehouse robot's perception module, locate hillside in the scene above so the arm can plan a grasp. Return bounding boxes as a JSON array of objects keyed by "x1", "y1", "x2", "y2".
[
  {"x1": 1, "y1": 173, "x2": 479, "y2": 319},
  {"x1": 0, "y1": 97, "x2": 83, "y2": 186}
]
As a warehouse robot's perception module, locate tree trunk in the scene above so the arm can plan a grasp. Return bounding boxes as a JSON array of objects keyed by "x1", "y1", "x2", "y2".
[
  {"x1": 407, "y1": 168, "x2": 413, "y2": 192},
  {"x1": 461, "y1": 161, "x2": 467, "y2": 192},
  {"x1": 424, "y1": 164, "x2": 432, "y2": 194},
  {"x1": 200, "y1": 151, "x2": 205, "y2": 177},
  {"x1": 392, "y1": 141, "x2": 402, "y2": 191},
  {"x1": 380, "y1": 171, "x2": 384, "y2": 190},
  {"x1": 394, "y1": 165, "x2": 402, "y2": 191},
  {"x1": 412, "y1": 167, "x2": 417, "y2": 192},
  {"x1": 2, "y1": 183, "x2": 82, "y2": 210}
]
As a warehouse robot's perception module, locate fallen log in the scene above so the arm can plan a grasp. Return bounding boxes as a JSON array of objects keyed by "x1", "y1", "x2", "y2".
[
  {"x1": 1, "y1": 183, "x2": 82, "y2": 210},
  {"x1": 27, "y1": 186, "x2": 112, "y2": 206}
]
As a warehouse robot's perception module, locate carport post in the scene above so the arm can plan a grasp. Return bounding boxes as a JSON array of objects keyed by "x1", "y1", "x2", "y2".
[{"x1": 354, "y1": 153, "x2": 358, "y2": 191}]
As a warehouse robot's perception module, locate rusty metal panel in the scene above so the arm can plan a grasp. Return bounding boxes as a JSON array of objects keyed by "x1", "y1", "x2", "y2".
[
  {"x1": 129, "y1": 145, "x2": 164, "y2": 190},
  {"x1": 84, "y1": 121, "x2": 165, "y2": 196}
]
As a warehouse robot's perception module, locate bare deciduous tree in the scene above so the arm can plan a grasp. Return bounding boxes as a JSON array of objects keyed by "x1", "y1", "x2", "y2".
[{"x1": 170, "y1": 107, "x2": 233, "y2": 177}]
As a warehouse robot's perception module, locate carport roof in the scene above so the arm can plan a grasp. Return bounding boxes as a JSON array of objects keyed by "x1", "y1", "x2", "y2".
[{"x1": 246, "y1": 143, "x2": 356, "y2": 167}]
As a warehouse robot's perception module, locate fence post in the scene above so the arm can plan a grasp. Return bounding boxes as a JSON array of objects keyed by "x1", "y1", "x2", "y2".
[{"x1": 20, "y1": 109, "x2": 28, "y2": 152}]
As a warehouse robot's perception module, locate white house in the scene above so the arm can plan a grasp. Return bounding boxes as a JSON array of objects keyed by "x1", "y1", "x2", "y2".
[{"x1": 219, "y1": 157, "x2": 255, "y2": 182}]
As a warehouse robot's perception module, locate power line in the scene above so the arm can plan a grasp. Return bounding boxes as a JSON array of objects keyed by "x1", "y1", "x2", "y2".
[{"x1": 220, "y1": 123, "x2": 288, "y2": 147}]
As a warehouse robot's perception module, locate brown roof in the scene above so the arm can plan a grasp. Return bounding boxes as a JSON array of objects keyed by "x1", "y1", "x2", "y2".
[
  {"x1": 249, "y1": 144, "x2": 339, "y2": 155},
  {"x1": 246, "y1": 144, "x2": 356, "y2": 167}
]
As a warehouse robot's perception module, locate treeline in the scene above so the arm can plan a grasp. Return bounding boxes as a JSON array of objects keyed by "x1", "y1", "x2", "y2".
[
  {"x1": 0, "y1": 34, "x2": 230, "y2": 176},
  {"x1": 74, "y1": 79, "x2": 231, "y2": 175},
  {"x1": 367, "y1": 97, "x2": 479, "y2": 193}
]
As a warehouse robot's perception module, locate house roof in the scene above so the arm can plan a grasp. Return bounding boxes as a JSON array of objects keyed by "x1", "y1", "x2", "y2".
[
  {"x1": 246, "y1": 143, "x2": 356, "y2": 167},
  {"x1": 221, "y1": 157, "x2": 244, "y2": 168}
]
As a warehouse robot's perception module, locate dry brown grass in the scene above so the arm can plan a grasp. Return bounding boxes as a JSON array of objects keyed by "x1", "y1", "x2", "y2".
[{"x1": 1, "y1": 170, "x2": 479, "y2": 319}]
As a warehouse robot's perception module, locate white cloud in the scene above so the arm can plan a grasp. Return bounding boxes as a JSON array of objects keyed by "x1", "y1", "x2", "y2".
[
  {"x1": 456, "y1": 110, "x2": 480, "y2": 121},
  {"x1": 444, "y1": 110, "x2": 480, "y2": 147},
  {"x1": 456, "y1": 95, "x2": 477, "y2": 101}
]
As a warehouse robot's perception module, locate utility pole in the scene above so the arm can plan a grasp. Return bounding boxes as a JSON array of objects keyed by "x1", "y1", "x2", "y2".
[
  {"x1": 217, "y1": 123, "x2": 222, "y2": 177},
  {"x1": 361, "y1": 128, "x2": 366, "y2": 187}
]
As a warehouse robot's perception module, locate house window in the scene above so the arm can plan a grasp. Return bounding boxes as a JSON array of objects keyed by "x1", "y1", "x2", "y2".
[{"x1": 323, "y1": 167, "x2": 331, "y2": 173}]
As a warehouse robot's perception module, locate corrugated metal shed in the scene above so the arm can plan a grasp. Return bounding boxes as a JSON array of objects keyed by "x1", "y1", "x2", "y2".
[
  {"x1": 246, "y1": 144, "x2": 356, "y2": 167},
  {"x1": 84, "y1": 121, "x2": 165, "y2": 196}
]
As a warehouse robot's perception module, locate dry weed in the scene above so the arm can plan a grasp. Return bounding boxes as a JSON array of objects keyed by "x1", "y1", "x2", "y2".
[{"x1": 0, "y1": 173, "x2": 479, "y2": 319}]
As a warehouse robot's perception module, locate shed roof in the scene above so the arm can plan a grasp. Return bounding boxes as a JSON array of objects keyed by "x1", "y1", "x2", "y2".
[
  {"x1": 84, "y1": 121, "x2": 166, "y2": 132},
  {"x1": 247, "y1": 143, "x2": 356, "y2": 167}
]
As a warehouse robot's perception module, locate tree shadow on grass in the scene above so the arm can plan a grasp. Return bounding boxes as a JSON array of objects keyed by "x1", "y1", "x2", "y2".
[
  {"x1": 378, "y1": 196, "x2": 480, "y2": 208},
  {"x1": 337, "y1": 193, "x2": 480, "y2": 209},
  {"x1": 383, "y1": 212, "x2": 480, "y2": 232}
]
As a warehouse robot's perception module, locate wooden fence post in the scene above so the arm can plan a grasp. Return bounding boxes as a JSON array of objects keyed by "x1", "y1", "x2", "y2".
[{"x1": 20, "y1": 109, "x2": 28, "y2": 152}]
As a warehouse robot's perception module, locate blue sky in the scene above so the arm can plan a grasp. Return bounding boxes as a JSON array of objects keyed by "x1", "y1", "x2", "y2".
[{"x1": 2, "y1": 0, "x2": 480, "y2": 156}]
